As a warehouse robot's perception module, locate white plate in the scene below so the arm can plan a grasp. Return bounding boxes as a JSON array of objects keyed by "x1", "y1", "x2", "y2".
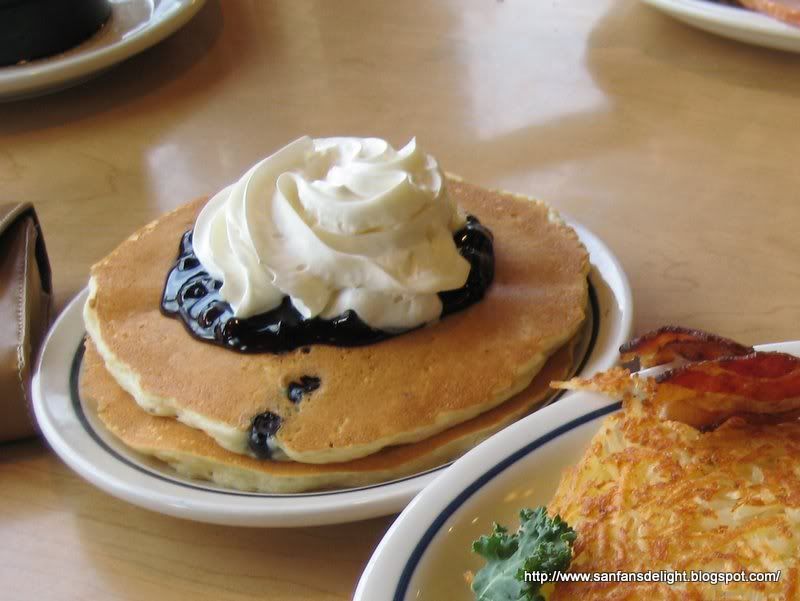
[
  {"x1": 355, "y1": 341, "x2": 800, "y2": 600},
  {"x1": 0, "y1": 0, "x2": 206, "y2": 101},
  {"x1": 642, "y1": 0, "x2": 800, "y2": 52},
  {"x1": 32, "y1": 223, "x2": 632, "y2": 527}
]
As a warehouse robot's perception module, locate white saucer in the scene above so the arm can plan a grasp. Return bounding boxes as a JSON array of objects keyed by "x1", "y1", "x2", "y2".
[
  {"x1": 355, "y1": 341, "x2": 800, "y2": 600},
  {"x1": 0, "y1": 0, "x2": 206, "y2": 101},
  {"x1": 642, "y1": 0, "x2": 800, "y2": 52},
  {"x1": 31, "y1": 223, "x2": 632, "y2": 527}
]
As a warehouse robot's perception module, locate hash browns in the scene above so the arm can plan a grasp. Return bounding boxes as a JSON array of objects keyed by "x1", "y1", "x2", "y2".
[{"x1": 548, "y1": 328, "x2": 800, "y2": 600}]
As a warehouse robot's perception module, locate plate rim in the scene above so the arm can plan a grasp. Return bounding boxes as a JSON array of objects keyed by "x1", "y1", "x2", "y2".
[
  {"x1": 31, "y1": 219, "x2": 632, "y2": 527},
  {"x1": 354, "y1": 341, "x2": 800, "y2": 600},
  {"x1": 0, "y1": 0, "x2": 207, "y2": 99},
  {"x1": 641, "y1": 0, "x2": 800, "y2": 49}
]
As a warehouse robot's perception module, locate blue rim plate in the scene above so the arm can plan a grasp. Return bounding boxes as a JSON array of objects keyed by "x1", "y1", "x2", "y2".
[
  {"x1": 31, "y1": 222, "x2": 632, "y2": 527},
  {"x1": 354, "y1": 340, "x2": 800, "y2": 600}
]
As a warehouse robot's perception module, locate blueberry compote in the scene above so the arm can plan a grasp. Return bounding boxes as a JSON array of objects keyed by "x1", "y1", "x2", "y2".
[
  {"x1": 160, "y1": 216, "x2": 494, "y2": 354},
  {"x1": 160, "y1": 215, "x2": 494, "y2": 459}
]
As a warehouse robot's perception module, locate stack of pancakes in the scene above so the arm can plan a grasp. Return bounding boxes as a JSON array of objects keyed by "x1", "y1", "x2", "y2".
[{"x1": 81, "y1": 179, "x2": 590, "y2": 493}]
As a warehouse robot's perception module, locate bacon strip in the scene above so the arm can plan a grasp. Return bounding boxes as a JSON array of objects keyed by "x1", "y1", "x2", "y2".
[
  {"x1": 619, "y1": 326, "x2": 753, "y2": 368},
  {"x1": 738, "y1": 0, "x2": 800, "y2": 27},
  {"x1": 653, "y1": 352, "x2": 800, "y2": 428},
  {"x1": 554, "y1": 341, "x2": 800, "y2": 430},
  {"x1": 657, "y1": 352, "x2": 800, "y2": 400}
]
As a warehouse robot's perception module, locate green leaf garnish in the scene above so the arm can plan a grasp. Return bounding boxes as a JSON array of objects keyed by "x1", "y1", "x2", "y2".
[{"x1": 471, "y1": 507, "x2": 576, "y2": 601}]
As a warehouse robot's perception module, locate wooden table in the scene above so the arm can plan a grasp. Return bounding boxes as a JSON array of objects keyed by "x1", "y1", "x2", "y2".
[{"x1": 3, "y1": 1, "x2": 800, "y2": 598}]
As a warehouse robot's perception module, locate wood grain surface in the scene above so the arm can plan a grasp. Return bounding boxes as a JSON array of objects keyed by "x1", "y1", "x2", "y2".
[{"x1": 2, "y1": 0, "x2": 800, "y2": 599}]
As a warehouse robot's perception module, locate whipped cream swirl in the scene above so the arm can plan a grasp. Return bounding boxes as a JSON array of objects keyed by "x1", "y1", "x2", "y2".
[{"x1": 192, "y1": 136, "x2": 471, "y2": 331}]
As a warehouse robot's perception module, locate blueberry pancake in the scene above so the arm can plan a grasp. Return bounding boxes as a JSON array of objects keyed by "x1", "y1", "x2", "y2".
[
  {"x1": 83, "y1": 138, "x2": 589, "y2": 465},
  {"x1": 81, "y1": 332, "x2": 578, "y2": 493}
]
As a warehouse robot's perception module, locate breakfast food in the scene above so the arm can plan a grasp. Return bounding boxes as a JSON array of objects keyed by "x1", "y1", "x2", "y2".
[
  {"x1": 471, "y1": 328, "x2": 800, "y2": 599},
  {"x1": 81, "y1": 136, "x2": 590, "y2": 492},
  {"x1": 618, "y1": 325, "x2": 753, "y2": 368},
  {"x1": 81, "y1": 335, "x2": 579, "y2": 492}
]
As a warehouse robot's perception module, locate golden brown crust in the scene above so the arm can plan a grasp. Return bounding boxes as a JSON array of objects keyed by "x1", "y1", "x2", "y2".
[
  {"x1": 549, "y1": 394, "x2": 800, "y2": 600},
  {"x1": 549, "y1": 338, "x2": 800, "y2": 599},
  {"x1": 85, "y1": 179, "x2": 589, "y2": 462},
  {"x1": 81, "y1": 337, "x2": 576, "y2": 492},
  {"x1": 551, "y1": 367, "x2": 637, "y2": 397}
]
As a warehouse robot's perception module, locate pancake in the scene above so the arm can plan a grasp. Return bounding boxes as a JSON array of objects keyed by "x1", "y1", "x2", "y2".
[
  {"x1": 84, "y1": 178, "x2": 589, "y2": 464},
  {"x1": 81, "y1": 334, "x2": 577, "y2": 493}
]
